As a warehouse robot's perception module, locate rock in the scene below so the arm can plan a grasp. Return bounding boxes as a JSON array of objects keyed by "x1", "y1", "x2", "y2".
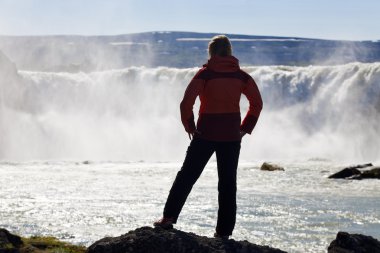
[
  {"x1": 351, "y1": 167, "x2": 380, "y2": 180},
  {"x1": 328, "y1": 163, "x2": 373, "y2": 179},
  {"x1": 87, "y1": 226, "x2": 287, "y2": 253},
  {"x1": 345, "y1": 163, "x2": 373, "y2": 170},
  {"x1": 260, "y1": 162, "x2": 284, "y2": 171},
  {"x1": 0, "y1": 228, "x2": 85, "y2": 253},
  {"x1": 329, "y1": 163, "x2": 380, "y2": 180},
  {"x1": 0, "y1": 228, "x2": 23, "y2": 253},
  {"x1": 328, "y1": 231, "x2": 380, "y2": 253},
  {"x1": 360, "y1": 167, "x2": 380, "y2": 179},
  {"x1": 328, "y1": 168, "x2": 361, "y2": 179}
]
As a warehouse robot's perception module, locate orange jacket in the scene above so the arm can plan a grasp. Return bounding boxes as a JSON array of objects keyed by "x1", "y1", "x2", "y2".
[{"x1": 180, "y1": 55, "x2": 263, "y2": 141}]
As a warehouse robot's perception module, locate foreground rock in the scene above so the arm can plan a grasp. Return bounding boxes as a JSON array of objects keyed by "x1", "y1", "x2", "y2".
[
  {"x1": 260, "y1": 162, "x2": 285, "y2": 171},
  {"x1": 87, "y1": 226, "x2": 286, "y2": 253},
  {"x1": 0, "y1": 228, "x2": 23, "y2": 252},
  {"x1": 329, "y1": 164, "x2": 380, "y2": 180},
  {"x1": 328, "y1": 231, "x2": 380, "y2": 253},
  {"x1": 0, "y1": 228, "x2": 85, "y2": 253}
]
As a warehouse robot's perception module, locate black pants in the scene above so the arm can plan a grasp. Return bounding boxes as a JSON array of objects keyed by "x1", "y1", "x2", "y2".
[{"x1": 163, "y1": 137, "x2": 241, "y2": 236}]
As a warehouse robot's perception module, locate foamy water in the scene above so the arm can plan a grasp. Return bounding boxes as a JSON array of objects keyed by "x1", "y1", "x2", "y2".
[
  {"x1": 0, "y1": 160, "x2": 379, "y2": 253},
  {"x1": 1, "y1": 62, "x2": 380, "y2": 162}
]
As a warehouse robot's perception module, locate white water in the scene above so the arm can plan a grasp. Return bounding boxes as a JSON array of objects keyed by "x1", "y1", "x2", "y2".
[
  {"x1": 0, "y1": 160, "x2": 379, "y2": 253},
  {"x1": 1, "y1": 62, "x2": 380, "y2": 162}
]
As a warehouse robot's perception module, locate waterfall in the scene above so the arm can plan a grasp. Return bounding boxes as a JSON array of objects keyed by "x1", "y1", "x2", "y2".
[{"x1": 1, "y1": 58, "x2": 380, "y2": 162}]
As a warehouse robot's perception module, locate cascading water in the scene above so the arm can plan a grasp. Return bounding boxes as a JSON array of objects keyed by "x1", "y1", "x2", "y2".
[
  {"x1": 246, "y1": 63, "x2": 380, "y2": 162},
  {"x1": 1, "y1": 60, "x2": 380, "y2": 162}
]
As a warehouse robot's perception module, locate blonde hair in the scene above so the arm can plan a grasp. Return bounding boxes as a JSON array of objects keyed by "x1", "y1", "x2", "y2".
[{"x1": 208, "y1": 35, "x2": 232, "y2": 58}]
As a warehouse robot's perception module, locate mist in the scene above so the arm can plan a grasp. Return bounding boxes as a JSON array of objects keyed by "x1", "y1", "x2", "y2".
[{"x1": 1, "y1": 44, "x2": 379, "y2": 162}]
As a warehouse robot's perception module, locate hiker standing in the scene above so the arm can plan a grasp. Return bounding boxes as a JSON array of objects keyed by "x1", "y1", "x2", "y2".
[{"x1": 154, "y1": 35, "x2": 263, "y2": 239}]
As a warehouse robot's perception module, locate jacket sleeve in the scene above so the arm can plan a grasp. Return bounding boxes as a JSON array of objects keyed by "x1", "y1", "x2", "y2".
[
  {"x1": 180, "y1": 78, "x2": 204, "y2": 133},
  {"x1": 240, "y1": 77, "x2": 263, "y2": 134}
]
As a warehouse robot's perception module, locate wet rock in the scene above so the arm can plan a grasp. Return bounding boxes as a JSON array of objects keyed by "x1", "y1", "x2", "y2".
[
  {"x1": 328, "y1": 168, "x2": 361, "y2": 179},
  {"x1": 328, "y1": 163, "x2": 373, "y2": 179},
  {"x1": 87, "y1": 226, "x2": 287, "y2": 253},
  {"x1": 260, "y1": 162, "x2": 284, "y2": 171},
  {"x1": 360, "y1": 167, "x2": 380, "y2": 179},
  {"x1": 0, "y1": 228, "x2": 23, "y2": 253},
  {"x1": 351, "y1": 167, "x2": 380, "y2": 180},
  {"x1": 345, "y1": 163, "x2": 373, "y2": 170},
  {"x1": 329, "y1": 163, "x2": 380, "y2": 180},
  {"x1": 328, "y1": 231, "x2": 380, "y2": 253}
]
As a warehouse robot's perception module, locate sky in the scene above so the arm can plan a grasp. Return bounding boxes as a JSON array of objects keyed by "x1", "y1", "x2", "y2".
[{"x1": 0, "y1": 0, "x2": 379, "y2": 41}]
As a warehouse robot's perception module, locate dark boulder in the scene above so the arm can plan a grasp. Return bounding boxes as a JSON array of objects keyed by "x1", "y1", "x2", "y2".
[
  {"x1": 0, "y1": 228, "x2": 23, "y2": 253},
  {"x1": 260, "y1": 162, "x2": 285, "y2": 172},
  {"x1": 328, "y1": 168, "x2": 361, "y2": 179},
  {"x1": 329, "y1": 163, "x2": 380, "y2": 180},
  {"x1": 0, "y1": 228, "x2": 86, "y2": 253},
  {"x1": 360, "y1": 167, "x2": 380, "y2": 179},
  {"x1": 328, "y1": 231, "x2": 380, "y2": 253},
  {"x1": 87, "y1": 226, "x2": 287, "y2": 253},
  {"x1": 329, "y1": 163, "x2": 374, "y2": 179},
  {"x1": 329, "y1": 163, "x2": 373, "y2": 179},
  {"x1": 345, "y1": 163, "x2": 373, "y2": 170}
]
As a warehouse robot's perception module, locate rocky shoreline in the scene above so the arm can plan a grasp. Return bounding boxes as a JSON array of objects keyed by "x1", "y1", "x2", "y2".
[{"x1": 2, "y1": 227, "x2": 380, "y2": 253}]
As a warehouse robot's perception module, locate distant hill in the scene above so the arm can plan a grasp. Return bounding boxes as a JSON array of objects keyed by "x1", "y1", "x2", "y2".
[{"x1": 0, "y1": 31, "x2": 379, "y2": 71}]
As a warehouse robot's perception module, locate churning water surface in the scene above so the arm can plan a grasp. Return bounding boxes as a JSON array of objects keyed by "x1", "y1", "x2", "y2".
[{"x1": 0, "y1": 160, "x2": 379, "y2": 253}]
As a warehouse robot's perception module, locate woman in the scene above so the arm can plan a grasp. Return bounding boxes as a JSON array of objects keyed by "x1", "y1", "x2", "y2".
[{"x1": 154, "y1": 35, "x2": 263, "y2": 239}]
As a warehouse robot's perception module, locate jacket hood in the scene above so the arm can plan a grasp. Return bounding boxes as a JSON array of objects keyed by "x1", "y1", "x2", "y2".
[{"x1": 204, "y1": 55, "x2": 240, "y2": 72}]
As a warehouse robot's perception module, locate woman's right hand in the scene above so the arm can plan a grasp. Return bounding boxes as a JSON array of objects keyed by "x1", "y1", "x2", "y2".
[{"x1": 188, "y1": 130, "x2": 201, "y2": 140}]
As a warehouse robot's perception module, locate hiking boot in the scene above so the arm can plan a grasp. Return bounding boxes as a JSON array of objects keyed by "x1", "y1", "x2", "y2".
[
  {"x1": 214, "y1": 232, "x2": 229, "y2": 240},
  {"x1": 153, "y1": 217, "x2": 175, "y2": 229}
]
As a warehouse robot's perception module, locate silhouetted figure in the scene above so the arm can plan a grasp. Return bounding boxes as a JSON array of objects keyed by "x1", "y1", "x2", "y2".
[{"x1": 154, "y1": 35, "x2": 263, "y2": 239}]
